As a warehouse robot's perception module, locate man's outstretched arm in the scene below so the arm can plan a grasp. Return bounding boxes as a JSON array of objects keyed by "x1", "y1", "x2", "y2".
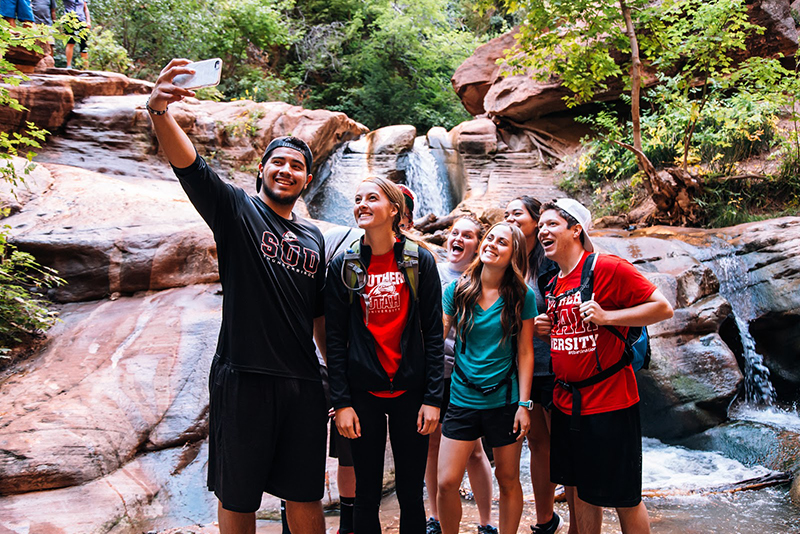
[{"x1": 147, "y1": 59, "x2": 200, "y2": 169}]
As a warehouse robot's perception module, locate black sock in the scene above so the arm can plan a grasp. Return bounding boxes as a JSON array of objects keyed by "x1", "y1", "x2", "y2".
[
  {"x1": 281, "y1": 500, "x2": 292, "y2": 534},
  {"x1": 340, "y1": 496, "x2": 355, "y2": 533}
]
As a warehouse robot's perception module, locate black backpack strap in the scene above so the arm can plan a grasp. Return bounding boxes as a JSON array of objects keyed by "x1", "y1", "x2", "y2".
[
  {"x1": 579, "y1": 253, "x2": 597, "y2": 304},
  {"x1": 328, "y1": 228, "x2": 354, "y2": 267}
]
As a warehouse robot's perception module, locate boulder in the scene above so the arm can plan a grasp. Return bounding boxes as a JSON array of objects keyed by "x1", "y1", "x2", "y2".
[
  {"x1": 451, "y1": 30, "x2": 519, "y2": 116},
  {"x1": 4, "y1": 164, "x2": 219, "y2": 302},
  {"x1": 0, "y1": 71, "x2": 152, "y2": 132},
  {"x1": 0, "y1": 285, "x2": 221, "y2": 494},
  {"x1": 679, "y1": 419, "x2": 800, "y2": 473},
  {"x1": 5, "y1": 42, "x2": 50, "y2": 74},
  {"x1": 0, "y1": 158, "x2": 55, "y2": 217},
  {"x1": 347, "y1": 125, "x2": 417, "y2": 154},
  {"x1": 449, "y1": 118, "x2": 497, "y2": 155}
]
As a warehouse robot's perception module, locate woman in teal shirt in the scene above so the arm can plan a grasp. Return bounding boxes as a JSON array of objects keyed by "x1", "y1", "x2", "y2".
[{"x1": 437, "y1": 221, "x2": 536, "y2": 534}]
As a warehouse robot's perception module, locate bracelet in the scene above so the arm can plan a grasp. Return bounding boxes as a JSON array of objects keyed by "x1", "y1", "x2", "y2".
[{"x1": 146, "y1": 98, "x2": 167, "y2": 115}]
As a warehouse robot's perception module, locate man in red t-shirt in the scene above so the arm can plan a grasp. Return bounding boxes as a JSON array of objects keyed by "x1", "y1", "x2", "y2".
[{"x1": 535, "y1": 199, "x2": 673, "y2": 534}]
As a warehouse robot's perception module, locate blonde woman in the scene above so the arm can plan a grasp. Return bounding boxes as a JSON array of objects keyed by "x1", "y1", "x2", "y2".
[{"x1": 326, "y1": 177, "x2": 444, "y2": 533}]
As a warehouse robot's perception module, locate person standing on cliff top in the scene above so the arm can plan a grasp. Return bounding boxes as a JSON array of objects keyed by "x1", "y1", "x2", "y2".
[
  {"x1": 536, "y1": 199, "x2": 673, "y2": 534},
  {"x1": 146, "y1": 59, "x2": 328, "y2": 534}
]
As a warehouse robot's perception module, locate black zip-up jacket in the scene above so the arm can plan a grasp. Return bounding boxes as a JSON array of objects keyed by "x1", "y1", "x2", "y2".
[{"x1": 325, "y1": 236, "x2": 444, "y2": 410}]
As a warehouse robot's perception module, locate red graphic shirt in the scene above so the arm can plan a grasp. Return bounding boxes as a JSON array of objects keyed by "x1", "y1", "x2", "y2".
[
  {"x1": 548, "y1": 252, "x2": 656, "y2": 415},
  {"x1": 362, "y1": 250, "x2": 410, "y2": 397}
]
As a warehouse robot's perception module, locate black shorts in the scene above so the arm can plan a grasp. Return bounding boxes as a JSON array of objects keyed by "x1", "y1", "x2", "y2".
[
  {"x1": 531, "y1": 374, "x2": 555, "y2": 409},
  {"x1": 550, "y1": 403, "x2": 642, "y2": 508},
  {"x1": 329, "y1": 418, "x2": 354, "y2": 467},
  {"x1": 442, "y1": 403, "x2": 520, "y2": 449},
  {"x1": 207, "y1": 358, "x2": 328, "y2": 512},
  {"x1": 66, "y1": 24, "x2": 89, "y2": 53}
]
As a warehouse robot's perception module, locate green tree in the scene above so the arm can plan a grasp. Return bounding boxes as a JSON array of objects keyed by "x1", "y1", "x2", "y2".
[
  {"x1": 0, "y1": 21, "x2": 65, "y2": 351},
  {"x1": 498, "y1": 0, "x2": 780, "y2": 224},
  {"x1": 291, "y1": 0, "x2": 482, "y2": 131}
]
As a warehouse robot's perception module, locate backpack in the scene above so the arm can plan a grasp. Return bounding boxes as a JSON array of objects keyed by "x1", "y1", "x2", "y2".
[
  {"x1": 545, "y1": 253, "x2": 651, "y2": 431},
  {"x1": 341, "y1": 238, "x2": 419, "y2": 325}
]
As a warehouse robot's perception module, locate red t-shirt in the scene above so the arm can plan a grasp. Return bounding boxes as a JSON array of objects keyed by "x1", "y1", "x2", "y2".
[
  {"x1": 362, "y1": 250, "x2": 410, "y2": 397},
  {"x1": 548, "y1": 252, "x2": 656, "y2": 415}
]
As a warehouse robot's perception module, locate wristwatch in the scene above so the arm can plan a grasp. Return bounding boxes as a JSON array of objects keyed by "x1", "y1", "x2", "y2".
[{"x1": 518, "y1": 400, "x2": 533, "y2": 410}]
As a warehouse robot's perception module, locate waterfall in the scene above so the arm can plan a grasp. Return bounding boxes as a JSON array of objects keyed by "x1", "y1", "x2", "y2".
[
  {"x1": 304, "y1": 142, "x2": 367, "y2": 227},
  {"x1": 700, "y1": 249, "x2": 778, "y2": 406},
  {"x1": 403, "y1": 137, "x2": 456, "y2": 219},
  {"x1": 305, "y1": 135, "x2": 457, "y2": 225}
]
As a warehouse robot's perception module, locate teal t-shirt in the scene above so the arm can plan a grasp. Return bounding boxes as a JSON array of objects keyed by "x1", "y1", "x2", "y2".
[{"x1": 443, "y1": 280, "x2": 537, "y2": 409}]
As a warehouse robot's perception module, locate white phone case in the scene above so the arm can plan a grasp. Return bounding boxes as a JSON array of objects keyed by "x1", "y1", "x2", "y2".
[{"x1": 173, "y1": 58, "x2": 223, "y2": 90}]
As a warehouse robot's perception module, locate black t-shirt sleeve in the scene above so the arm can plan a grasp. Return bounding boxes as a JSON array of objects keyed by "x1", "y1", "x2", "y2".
[
  {"x1": 418, "y1": 247, "x2": 444, "y2": 407},
  {"x1": 172, "y1": 153, "x2": 239, "y2": 232}
]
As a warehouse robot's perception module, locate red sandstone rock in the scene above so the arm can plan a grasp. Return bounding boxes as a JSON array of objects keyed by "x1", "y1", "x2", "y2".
[
  {"x1": 449, "y1": 118, "x2": 497, "y2": 154},
  {"x1": 0, "y1": 285, "x2": 221, "y2": 494},
  {"x1": 451, "y1": 30, "x2": 518, "y2": 116},
  {"x1": 0, "y1": 71, "x2": 152, "y2": 132},
  {"x1": 452, "y1": 0, "x2": 799, "y2": 121},
  {"x1": 4, "y1": 163, "x2": 219, "y2": 302}
]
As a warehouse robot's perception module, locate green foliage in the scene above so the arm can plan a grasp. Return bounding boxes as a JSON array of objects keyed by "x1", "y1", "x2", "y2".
[
  {"x1": 697, "y1": 174, "x2": 800, "y2": 227},
  {"x1": 499, "y1": 0, "x2": 646, "y2": 107},
  {"x1": 79, "y1": 26, "x2": 133, "y2": 73},
  {"x1": 296, "y1": 0, "x2": 480, "y2": 131},
  {"x1": 574, "y1": 89, "x2": 780, "y2": 185},
  {"x1": 0, "y1": 21, "x2": 65, "y2": 349},
  {"x1": 0, "y1": 231, "x2": 64, "y2": 347}
]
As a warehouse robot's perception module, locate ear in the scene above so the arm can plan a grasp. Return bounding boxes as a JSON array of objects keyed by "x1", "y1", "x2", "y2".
[
  {"x1": 257, "y1": 162, "x2": 263, "y2": 175},
  {"x1": 304, "y1": 173, "x2": 313, "y2": 189}
]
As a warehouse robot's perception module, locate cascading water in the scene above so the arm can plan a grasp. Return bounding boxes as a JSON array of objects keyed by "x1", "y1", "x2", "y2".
[
  {"x1": 704, "y1": 252, "x2": 778, "y2": 406},
  {"x1": 674, "y1": 236, "x2": 778, "y2": 407},
  {"x1": 403, "y1": 137, "x2": 456, "y2": 218},
  {"x1": 304, "y1": 135, "x2": 457, "y2": 226}
]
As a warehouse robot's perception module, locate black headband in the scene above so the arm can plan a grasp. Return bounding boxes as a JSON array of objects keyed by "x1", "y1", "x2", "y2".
[{"x1": 257, "y1": 136, "x2": 314, "y2": 192}]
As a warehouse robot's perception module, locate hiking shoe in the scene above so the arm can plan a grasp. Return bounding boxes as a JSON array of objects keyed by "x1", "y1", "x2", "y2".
[
  {"x1": 531, "y1": 511, "x2": 564, "y2": 534},
  {"x1": 478, "y1": 524, "x2": 498, "y2": 534},
  {"x1": 426, "y1": 517, "x2": 442, "y2": 534}
]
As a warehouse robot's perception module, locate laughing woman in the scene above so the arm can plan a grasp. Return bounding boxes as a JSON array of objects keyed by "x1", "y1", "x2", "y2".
[
  {"x1": 326, "y1": 176, "x2": 444, "y2": 534},
  {"x1": 437, "y1": 222, "x2": 536, "y2": 534}
]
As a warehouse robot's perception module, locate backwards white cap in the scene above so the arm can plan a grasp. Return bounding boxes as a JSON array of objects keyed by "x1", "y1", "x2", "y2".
[{"x1": 554, "y1": 198, "x2": 594, "y2": 252}]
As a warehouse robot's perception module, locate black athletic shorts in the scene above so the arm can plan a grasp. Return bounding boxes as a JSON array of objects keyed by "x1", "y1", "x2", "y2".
[
  {"x1": 442, "y1": 403, "x2": 520, "y2": 449},
  {"x1": 531, "y1": 374, "x2": 555, "y2": 410},
  {"x1": 329, "y1": 417, "x2": 354, "y2": 467},
  {"x1": 207, "y1": 357, "x2": 328, "y2": 512},
  {"x1": 550, "y1": 403, "x2": 642, "y2": 508}
]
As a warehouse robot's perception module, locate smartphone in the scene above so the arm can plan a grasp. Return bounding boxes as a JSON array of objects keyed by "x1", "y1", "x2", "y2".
[{"x1": 173, "y1": 58, "x2": 223, "y2": 90}]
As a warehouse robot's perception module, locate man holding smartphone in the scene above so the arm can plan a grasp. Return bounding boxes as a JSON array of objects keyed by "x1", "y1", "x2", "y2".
[{"x1": 146, "y1": 59, "x2": 327, "y2": 534}]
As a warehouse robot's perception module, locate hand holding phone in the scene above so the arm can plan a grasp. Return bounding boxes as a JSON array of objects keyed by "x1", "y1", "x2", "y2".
[{"x1": 172, "y1": 58, "x2": 223, "y2": 90}]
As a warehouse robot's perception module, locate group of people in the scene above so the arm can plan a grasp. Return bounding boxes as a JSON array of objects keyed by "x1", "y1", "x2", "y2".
[
  {"x1": 146, "y1": 59, "x2": 674, "y2": 534},
  {"x1": 3, "y1": 0, "x2": 91, "y2": 69}
]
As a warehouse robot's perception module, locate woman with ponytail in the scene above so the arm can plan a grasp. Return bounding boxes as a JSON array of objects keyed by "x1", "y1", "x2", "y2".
[{"x1": 326, "y1": 176, "x2": 444, "y2": 533}]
